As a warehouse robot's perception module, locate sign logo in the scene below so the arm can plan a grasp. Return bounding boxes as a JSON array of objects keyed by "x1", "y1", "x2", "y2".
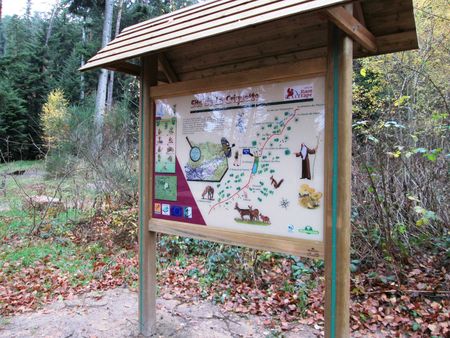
[
  {"x1": 297, "y1": 226, "x2": 319, "y2": 235},
  {"x1": 162, "y1": 204, "x2": 170, "y2": 216},
  {"x1": 284, "y1": 85, "x2": 314, "y2": 101},
  {"x1": 154, "y1": 203, "x2": 161, "y2": 214},
  {"x1": 184, "y1": 207, "x2": 192, "y2": 219},
  {"x1": 171, "y1": 205, "x2": 183, "y2": 217}
]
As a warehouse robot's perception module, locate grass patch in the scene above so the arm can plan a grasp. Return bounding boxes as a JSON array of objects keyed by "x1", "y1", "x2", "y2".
[
  {"x1": 234, "y1": 218, "x2": 270, "y2": 226},
  {"x1": 0, "y1": 160, "x2": 43, "y2": 175}
]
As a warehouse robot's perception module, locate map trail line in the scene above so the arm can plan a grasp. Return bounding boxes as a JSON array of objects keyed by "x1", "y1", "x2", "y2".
[{"x1": 208, "y1": 110, "x2": 298, "y2": 214}]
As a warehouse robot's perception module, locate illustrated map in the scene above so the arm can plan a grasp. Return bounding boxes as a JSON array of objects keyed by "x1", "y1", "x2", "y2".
[{"x1": 153, "y1": 78, "x2": 325, "y2": 241}]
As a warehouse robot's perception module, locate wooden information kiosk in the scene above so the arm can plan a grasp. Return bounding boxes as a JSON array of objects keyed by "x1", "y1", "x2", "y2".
[{"x1": 81, "y1": 1, "x2": 418, "y2": 336}]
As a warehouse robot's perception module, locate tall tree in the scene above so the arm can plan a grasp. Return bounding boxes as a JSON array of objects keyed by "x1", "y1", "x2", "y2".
[
  {"x1": 106, "y1": 0, "x2": 123, "y2": 110},
  {"x1": 0, "y1": 77, "x2": 28, "y2": 161},
  {"x1": 80, "y1": 23, "x2": 86, "y2": 101},
  {"x1": 94, "y1": 0, "x2": 114, "y2": 149},
  {"x1": 0, "y1": 0, "x2": 4, "y2": 55},
  {"x1": 25, "y1": 0, "x2": 32, "y2": 19}
]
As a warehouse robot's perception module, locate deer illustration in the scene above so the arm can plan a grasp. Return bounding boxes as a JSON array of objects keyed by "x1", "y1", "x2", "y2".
[
  {"x1": 166, "y1": 146, "x2": 174, "y2": 154},
  {"x1": 248, "y1": 205, "x2": 260, "y2": 222},
  {"x1": 234, "y1": 203, "x2": 252, "y2": 220},
  {"x1": 270, "y1": 175, "x2": 284, "y2": 189},
  {"x1": 202, "y1": 186, "x2": 214, "y2": 200},
  {"x1": 259, "y1": 214, "x2": 271, "y2": 224}
]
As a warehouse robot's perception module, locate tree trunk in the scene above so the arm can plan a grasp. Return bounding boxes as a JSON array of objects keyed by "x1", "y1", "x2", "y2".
[
  {"x1": 45, "y1": 3, "x2": 60, "y2": 47},
  {"x1": 94, "y1": 0, "x2": 114, "y2": 150},
  {"x1": 80, "y1": 24, "x2": 86, "y2": 101},
  {"x1": 26, "y1": 0, "x2": 32, "y2": 19},
  {"x1": 106, "y1": 0, "x2": 123, "y2": 110},
  {"x1": 0, "y1": 0, "x2": 4, "y2": 55}
]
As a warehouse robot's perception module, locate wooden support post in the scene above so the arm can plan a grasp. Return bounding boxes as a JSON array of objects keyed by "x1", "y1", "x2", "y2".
[
  {"x1": 324, "y1": 4, "x2": 353, "y2": 338},
  {"x1": 139, "y1": 54, "x2": 158, "y2": 336}
]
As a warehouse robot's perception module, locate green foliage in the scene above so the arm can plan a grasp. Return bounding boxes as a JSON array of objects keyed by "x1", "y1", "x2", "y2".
[
  {"x1": 351, "y1": 0, "x2": 449, "y2": 264},
  {"x1": 0, "y1": 78, "x2": 27, "y2": 161}
]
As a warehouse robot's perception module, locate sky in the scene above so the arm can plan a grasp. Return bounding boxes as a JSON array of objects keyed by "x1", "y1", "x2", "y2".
[{"x1": 3, "y1": 0, "x2": 56, "y2": 17}]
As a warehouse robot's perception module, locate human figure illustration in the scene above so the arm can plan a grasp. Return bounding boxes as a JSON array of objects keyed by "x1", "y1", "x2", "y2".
[
  {"x1": 221, "y1": 137, "x2": 235, "y2": 158},
  {"x1": 295, "y1": 143, "x2": 317, "y2": 180},
  {"x1": 233, "y1": 150, "x2": 240, "y2": 166}
]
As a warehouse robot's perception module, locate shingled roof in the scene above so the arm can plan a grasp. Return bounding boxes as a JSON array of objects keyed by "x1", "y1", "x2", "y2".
[{"x1": 81, "y1": 0, "x2": 418, "y2": 81}]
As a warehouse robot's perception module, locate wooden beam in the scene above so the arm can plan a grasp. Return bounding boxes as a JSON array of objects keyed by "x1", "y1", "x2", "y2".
[
  {"x1": 149, "y1": 219, "x2": 324, "y2": 259},
  {"x1": 139, "y1": 55, "x2": 158, "y2": 337},
  {"x1": 106, "y1": 61, "x2": 141, "y2": 76},
  {"x1": 150, "y1": 57, "x2": 326, "y2": 98},
  {"x1": 325, "y1": 5, "x2": 377, "y2": 53},
  {"x1": 353, "y1": 1, "x2": 366, "y2": 27},
  {"x1": 324, "y1": 9, "x2": 353, "y2": 338},
  {"x1": 158, "y1": 53, "x2": 179, "y2": 83}
]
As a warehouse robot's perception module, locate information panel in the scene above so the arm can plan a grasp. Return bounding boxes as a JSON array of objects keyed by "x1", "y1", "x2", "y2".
[{"x1": 152, "y1": 77, "x2": 325, "y2": 241}]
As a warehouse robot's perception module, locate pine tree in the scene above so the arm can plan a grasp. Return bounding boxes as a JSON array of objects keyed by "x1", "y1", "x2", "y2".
[{"x1": 0, "y1": 78, "x2": 27, "y2": 161}]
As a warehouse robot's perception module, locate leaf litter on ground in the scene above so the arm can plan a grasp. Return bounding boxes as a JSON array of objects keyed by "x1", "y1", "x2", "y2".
[{"x1": 0, "y1": 209, "x2": 448, "y2": 336}]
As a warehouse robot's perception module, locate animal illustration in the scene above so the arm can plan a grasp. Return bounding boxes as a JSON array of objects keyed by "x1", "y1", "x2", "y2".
[
  {"x1": 286, "y1": 87, "x2": 295, "y2": 99},
  {"x1": 234, "y1": 203, "x2": 252, "y2": 220},
  {"x1": 157, "y1": 146, "x2": 162, "y2": 153},
  {"x1": 157, "y1": 128, "x2": 161, "y2": 135},
  {"x1": 247, "y1": 205, "x2": 260, "y2": 221},
  {"x1": 259, "y1": 214, "x2": 271, "y2": 224},
  {"x1": 168, "y1": 155, "x2": 173, "y2": 162},
  {"x1": 166, "y1": 146, "x2": 174, "y2": 154},
  {"x1": 270, "y1": 175, "x2": 284, "y2": 189},
  {"x1": 168, "y1": 137, "x2": 174, "y2": 144},
  {"x1": 158, "y1": 136, "x2": 163, "y2": 144},
  {"x1": 202, "y1": 185, "x2": 214, "y2": 200}
]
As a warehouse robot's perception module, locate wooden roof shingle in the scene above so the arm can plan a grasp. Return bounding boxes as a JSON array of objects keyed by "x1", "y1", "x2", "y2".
[{"x1": 80, "y1": 0, "x2": 418, "y2": 79}]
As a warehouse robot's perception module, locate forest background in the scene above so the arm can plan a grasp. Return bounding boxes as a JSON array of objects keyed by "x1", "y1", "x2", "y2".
[{"x1": 0, "y1": 0, "x2": 448, "y2": 336}]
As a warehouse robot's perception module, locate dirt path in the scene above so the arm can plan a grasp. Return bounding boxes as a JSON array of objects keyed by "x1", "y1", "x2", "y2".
[{"x1": 0, "y1": 287, "x2": 319, "y2": 338}]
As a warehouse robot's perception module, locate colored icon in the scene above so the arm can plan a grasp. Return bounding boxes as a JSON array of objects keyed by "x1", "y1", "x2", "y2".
[
  {"x1": 171, "y1": 205, "x2": 183, "y2": 217},
  {"x1": 184, "y1": 207, "x2": 192, "y2": 219},
  {"x1": 154, "y1": 203, "x2": 161, "y2": 214},
  {"x1": 162, "y1": 204, "x2": 170, "y2": 216}
]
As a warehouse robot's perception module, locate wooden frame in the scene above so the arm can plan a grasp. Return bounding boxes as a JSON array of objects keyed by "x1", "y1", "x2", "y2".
[
  {"x1": 140, "y1": 32, "x2": 351, "y2": 338},
  {"x1": 147, "y1": 57, "x2": 328, "y2": 259}
]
